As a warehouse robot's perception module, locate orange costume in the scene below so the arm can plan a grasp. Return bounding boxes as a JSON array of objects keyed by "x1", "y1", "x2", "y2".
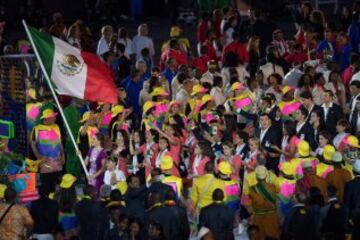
[
  {"x1": 326, "y1": 168, "x2": 352, "y2": 202},
  {"x1": 249, "y1": 182, "x2": 280, "y2": 239}
]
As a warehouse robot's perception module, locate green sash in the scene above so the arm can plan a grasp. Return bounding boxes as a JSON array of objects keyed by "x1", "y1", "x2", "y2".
[{"x1": 253, "y1": 182, "x2": 276, "y2": 204}]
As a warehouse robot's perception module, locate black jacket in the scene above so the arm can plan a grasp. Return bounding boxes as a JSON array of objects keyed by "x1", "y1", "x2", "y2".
[
  {"x1": 199, "y1": 202, "x2": 234, "y2": 240},
  {"x1": 145, "y1": 205, "x2": 187, "y2": 240},
  {"x1": 29, "y1": 197, "x2": 59, "y2": 234},
  {"x1": 296, "y1": 122, "x2": 317, "y2": 150},
  {"x1": 124, "y1": 186, "x2": 149, "y2": 222},
  {"x1": 343, "y1": 176, "x2": 360, "y2": 220},
  {"x1": 256, "y1": 125, "x2": 282, "y2": 173},
  {"x1": 350, "y1": 110, "x2": 360, "y2": 135},
  {"x1": 75, "y1": 198, "x2": 108, "y2": 240},
  {"x1": 282, "y1": 205, "x2": 316, "y2": 240},
  {"x1": 148, "y1": 181, "x2": 173, "y2": 202},
  {"x1": 320, "y1": 199, "x2": 348, "y2": 238},
  {"x1": 307, "y1": 104, "x2": 323, "y2": 123},
  {"x1": 322, "y1": 103, "x2": 344, "y2": 136},
  {"x1": 164, "y1": 205, "x2": 190, "y2": 240},
  {"x1": 106, "y1": 228, "x2": 130, "y2": 240}
]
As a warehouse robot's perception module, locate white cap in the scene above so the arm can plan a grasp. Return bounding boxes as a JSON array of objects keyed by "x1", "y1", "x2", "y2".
[{"x1": 353, "y1": 160, "x2": 360, "y2": 174}]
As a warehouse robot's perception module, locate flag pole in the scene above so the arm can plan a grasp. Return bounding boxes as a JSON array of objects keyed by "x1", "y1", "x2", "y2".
[{"x1": 22, "y1": 20, "x2": 90, "y2": 177}]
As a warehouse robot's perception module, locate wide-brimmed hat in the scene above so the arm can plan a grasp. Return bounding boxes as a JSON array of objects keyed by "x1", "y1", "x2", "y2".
[
  {"x1": 332, "y1": 151, "x2": 343, "y2": 163},
  {"x1": 111, "y1": 105, "x2": 124, "y2": 117},
  {"x1": 79, "y1": 111, "x2": 91, "y2": 123},
  {"x1": 143, "y1": 101, "x2": 155, "y2": 113},
  {"x1": 201, "y1": 94, "x2": 214, "y2": 106},
  {"x1": 40, "y1": 108, "x2": 58, "y2": 119},
  {"x1": 343, "y1": 135, "x2": 360, "y2": 148},
  {"x1": 60, "y1": 174, "x2": 77, "y2": 189},
  {"x1": 191, "y1": 84, "x2": 207, "y2": 96},
  {"x1": 151, "y1": 87, "x2": 169, "y2": 97},
  {"x1": 323, "y1": 145, "x2": 336, "y2": 161},
  {"x1": 298, "y1": 140, "x2": 310, "y2": 157},
  {"x1": 218, "y1": 161, "x2": 232, "y2": 175},
  {"x1": 255, "y1": 165, "x2": 267, "y2": 180},
  {"x1": 160, "y1": 155, "x2": 173, "y2": 171},
  {"x1": 231, "y1": 82, "x2": 245, "y2": 91}
]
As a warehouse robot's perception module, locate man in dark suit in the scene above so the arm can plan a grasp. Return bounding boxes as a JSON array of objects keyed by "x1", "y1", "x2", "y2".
[
  {"x1": 148, "y1": 168, "x2": 172, "y2": 202},
  {"x1": 321, "y1": 90, "x2": 344, "y2": 136},
  {"x1": 282, "y1": 193, "x2": 316, "y2": 240},
  {"x1": 256, "y1": 113, "x2": 282, "y2": 174},
  {"x1": 350, "y1": 96, "x2": 360, "y2": 135},
  {"x1": 349, "y1": 80, "x2": 360, "y2": 120},
  {"x1": 30, "y1": 185, "x2": 59, "y2": 238},
  {"x1": 295, "y1": 106, "x2": 317, "y2": 150},
  {"x1": 163, "y1": 190, "x2": 190, "y2": 240},
  {"x1": 265, "y1": 93, "x2": 280, "y2": 123},
  {"x1": 343, "y1": 160, "x2": 360, "y2": 232},
  {"x1": 145, "y1": 191, "x2": 179, "y2": 240},
  {"x1": 299, "y1": 91, "x2": 323, "y2": 123},
  {"x1": 320, "y1": 186, "x2": 348, "y2": 239},
  {"x1": 75, "y1": 185, "x2": 108, "y2": 240},
  {"x1": 199, "y1": 189, "x2": 234, "y2": 240}
]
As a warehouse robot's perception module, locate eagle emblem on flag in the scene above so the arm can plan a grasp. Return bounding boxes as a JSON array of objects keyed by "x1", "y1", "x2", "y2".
[{"x1": 57, "y1": 54, "x2": 84, "y2": 76}]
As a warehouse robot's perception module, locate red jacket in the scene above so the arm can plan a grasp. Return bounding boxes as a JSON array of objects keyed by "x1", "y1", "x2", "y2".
[
  {"x1": 189, "y1": 155, "x2": 210, "y2": 176},
  {"x1": 159, "y1": 48, "x2": 188, "y2": 71},
  {"x1": 203, "y1": 40, "x2": 218, "y2": 62},
  {"x1": 192, "y1": 54, "x2": 211, "y2": 73},
  {"x1": 221, "y1": 41, "x2": 249, "y2": 64},
  {"x1": 197, "y1": 21, "x2": 209, "y2": 43},
  {"x1": 212, "y1": 19, "x2": 222, "y2": 39},
  {"x1": 285, "y1": 52, "x2": 308, "y2": 66}
]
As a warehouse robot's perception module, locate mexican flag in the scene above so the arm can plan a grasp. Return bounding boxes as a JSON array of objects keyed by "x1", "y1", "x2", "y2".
[{"x1": 25, "y1": 25, "x2": 118, "y2": 104}]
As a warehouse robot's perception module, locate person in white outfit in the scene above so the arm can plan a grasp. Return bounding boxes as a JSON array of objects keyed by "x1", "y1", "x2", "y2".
[
  {"x1": 96, "y1": 25, "x2": 113, "y2": 56},
  {"x1": 132, "y1": 24, "x2": 155, "y2": 61}
]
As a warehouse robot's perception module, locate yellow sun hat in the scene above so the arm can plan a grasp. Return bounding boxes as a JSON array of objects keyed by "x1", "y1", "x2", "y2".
[
  {"x1": 27, "y1": 88, "x2": 37, "y2": 100},
  {"x1": 343, "y1": 135, "x2": 360, "y2": 148},
  {"x1": 191, "y1": 84, "x2": 207, "y2": 96},
  {"x1": 218, "y1": 161, "x2": 232, "y2": 175},
  {"x1": 60, "y1": 174, "x2": 77, "y2": 189},
  {"x1": 255, "y1": 165, "x2": 267, "y2": 180},
  {"x1": 79, "y1": 111, "x2": 91, "y2": 123},
  {"x1": 231, "y1": 82, "x2": 245, "y2": 91},
  {"x1": 0, "y1": 184, "x2": 7, "y2": 198},
  {"x1": 170, "y1": 26, "x2": 181, "y2": 37},
  {"x1": 160, "y1": 155, "x2": 173, "y2": 171},
  {"x1": 280, "y1": 161, "x2": 295, "y2": 176},
  {"x1": 151, "y1": 87, "x2": 169, "y2": 97},
  {"x1": 40, "y1": 108, "x2": 58, "y2": 119},
  {"x1": 282, "y1": 85, "x2": 295, "y2": 95},
  {"x1": 143, "y1": 101, "x2": 155, "y2": 113},
  {"x1": 323, "y1": 144, "x2": 336, "y2": 161},
  {"x1": 111, "y1": 105, "x2": 124, "y2": 117},
  {"x1": 298, "y1": 140, "x2": 310, "y2": 157},
  {"x1": 201, "y1": 94, "x2": 214, "y2": 106}
]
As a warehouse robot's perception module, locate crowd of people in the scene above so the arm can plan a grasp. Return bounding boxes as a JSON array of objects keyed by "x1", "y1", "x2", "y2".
[{"x1": 2, "y1": 1, "x2": 360, "y2": 240}]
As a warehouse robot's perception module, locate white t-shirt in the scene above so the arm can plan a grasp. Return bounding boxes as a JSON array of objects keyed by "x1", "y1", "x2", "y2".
[
  {"x1": 97, "y1": 37, "x2": 110, "y2": 56},
  {"x1": 103, "y1": 169, "x2": 126, "y2": 189},
  {"x1": 132, "y1": 35, "x2": 155, "y2": 60}
]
